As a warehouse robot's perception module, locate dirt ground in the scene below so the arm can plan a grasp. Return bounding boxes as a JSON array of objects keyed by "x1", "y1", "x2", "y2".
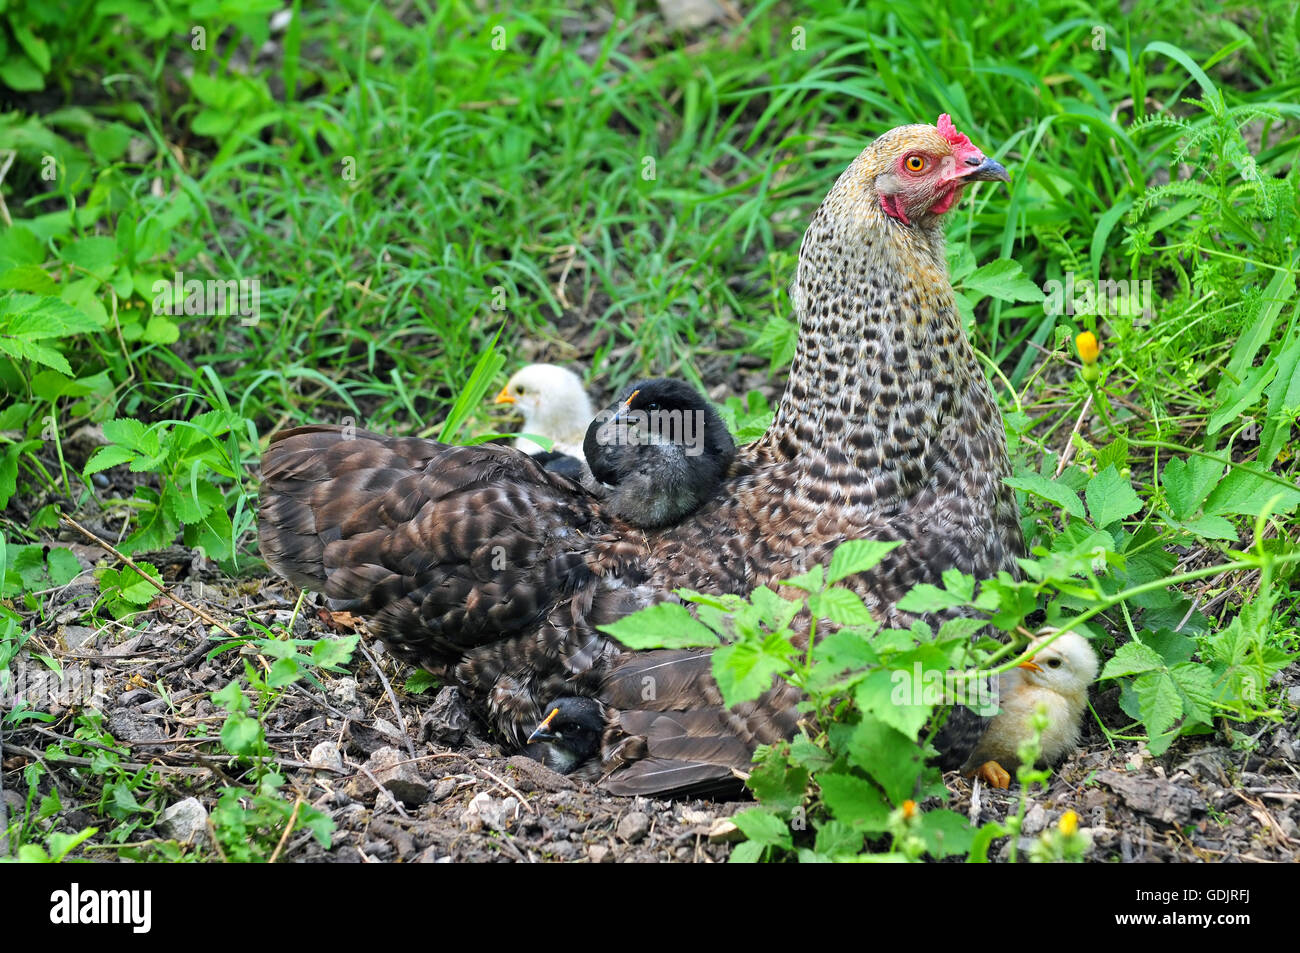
[{"x1": 4, "y1": 555, "x2": 1297, "y2": 863}]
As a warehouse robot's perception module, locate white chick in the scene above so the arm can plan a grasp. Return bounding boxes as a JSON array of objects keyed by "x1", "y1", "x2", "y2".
[
  {"x1": 494, "y1": 364, "x2": 595, "y2": 461},
  {"x1": 961, "y1": 631, "x2": 1099, "y2": 789}
]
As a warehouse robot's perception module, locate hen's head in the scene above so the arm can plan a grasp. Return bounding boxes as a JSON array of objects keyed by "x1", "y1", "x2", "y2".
[{"x1": 850, "y1": 114, "x2": 1008, "y2": 228}]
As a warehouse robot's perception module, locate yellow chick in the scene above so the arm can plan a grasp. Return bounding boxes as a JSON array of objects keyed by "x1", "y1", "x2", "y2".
[{"x1": 962, "y1": 631, "x2": 1099, "y2": 789}]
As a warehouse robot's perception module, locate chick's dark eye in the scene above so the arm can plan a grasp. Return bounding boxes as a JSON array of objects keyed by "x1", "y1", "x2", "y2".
[
  {"x1": 516, "y1": 385, "x2": 525, "y2": 394},
  {"x1": 1047, "y1": 658, "x2": 1062, "y2": 668},
  {"x1": 905, "y1": 155, "x2": 925, "y2": 172}
]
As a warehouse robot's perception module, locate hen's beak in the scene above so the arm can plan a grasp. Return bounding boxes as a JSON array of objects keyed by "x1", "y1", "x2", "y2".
[
  {"x1": 528, "y1": 706, "x2": 560, "y2": 743},
  {"x1": 494, "y1": 385, "x2": 516, "y2": 405},
  {"x1": 1018, "y1": 656, "x2": 1042, "y2": 673},
  {"x1": 962, "y1": 156, "x2": 1010, "y2": 183}
]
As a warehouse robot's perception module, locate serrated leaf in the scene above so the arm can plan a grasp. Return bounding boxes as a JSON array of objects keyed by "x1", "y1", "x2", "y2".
[
  {"x1": 1134, "y1": 671, "x2": 1182, "y2": 738},
  {"x1": 712, "y1": 637, "x2": 792, "y2": 706},
  {"x1": 846, "y1": 715, "x2": 926, "y2": 804},
  {"x1": 1161, "y1": 455, "x2": 1223, "y2": 520},
  {"x1": 220, "y1": 711, "x2": 264, "y2": 757},
  {"x1": 916, "y1": 809, "x2": 977, "y2": 859},
  {"x1": 731, "y1": 808, "x2": 792, "y2": 848},
  {"x1": 820, "y1": 586, "x2": 873, "y2": 625},
  {"x1": 45, "y1": 549, "x2": 81, "y2": 586},
  {"x1": 828, "y1": 539, "x2": 902, "y2": 583},
  {"x1": 1203, "y1": 467, "x2": 1300, "y2": 517},
  {"x1": 896, "y1": 583, "x2": 967, "y2": 614},
  {"x1": 817, "y1": 773, "x2": 890, "y2": 832},
  {"x1": 1086, "y1": 465, "x2": 1143, "y2": 527},
  {"x1": 1176, "y1": 514, "x2": 1239, "y2": 540},
  {"x1": 1169, "y1": 662, "x2": 1215, "y2": 726},
  {"x1": 1005, "y1": 470, "x2": 1086, "y2": 518},
  {"x1": 961, "y1": 259, "x2": 1043, "y2": 303},
  {"x1": 596, "y1": 602, "x2": 720, "y2": 650},
  {"x1": 1100, "y1": 641, "x2": 1166, "y2": 679},
  {"x1": 812, "y1": 628, "x2": 879, "y2": 672}
]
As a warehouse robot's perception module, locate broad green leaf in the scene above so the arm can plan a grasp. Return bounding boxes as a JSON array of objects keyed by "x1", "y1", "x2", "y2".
[
  {"x1": 1203, "y1": 467, "x2": 1300, "y2": 517},
  {"x1": 1169, "y1": 662, "x2": 1215, "y2": 726},
  {"x1": 817, "y1": 773, "x2": 890, "y2": 832},
  {"x1": 847, "y1": 716, "x2": 925, "y2": 804},
  {"x1": 820, "y1": 586, "x2": 873, "y2": 625},
  {"x1": 1005, "y1": 470, "x2": 1086, "y2": 518},
  {"x1": 916, "y1": 809, "x2": 977, "y2": 859},
  {"x1": 1134, "y1": 671, "x2": 1182, "y2": 738},
  {"x1": 1086, "y1": 465, "x2": 1143, "y2": 527},
  {"x1": 1100, "y1": 641, "x2": 1165, "y2": 679},
  {"x1": 596, "y1": 602, "x2": 720, "y2": 650},
  {"x1": 731, "y1": 808, "x2": 792, "y2": 848},
  {"x1": 897, "y1": 583, "x2": 967, "y2": 614},
  {"x1": 828, "y1": 539, "x2": 902, "y2": 584},
  {"x1": 1161, "y1": 455, "x2": 1223, "y2": 520},
  {"x1": 712, "y1": 637, "x2": 792, "y2": 706},
  {"x1": 961, "y1": 259, "x2": 1043, "y2": 303}
]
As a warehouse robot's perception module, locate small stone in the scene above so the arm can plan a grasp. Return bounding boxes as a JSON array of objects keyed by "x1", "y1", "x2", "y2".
[
  {"x1": 680, "y1": 809, "x2": 713, "y2": 826},
  {"x1": 156, "y1": 797, "x2": 208, "y2": 844},
  {"x1": 1287, "y1": 686, "x2": 1300, "y2": 707},
  {"x1": 587, "y1": 844, "x2": 612, "y2": 864},
  {"x1": 617, "y1": 811, "x2": 651, "y2": 843},
  {"x1": 344, "y1": 746, "x2": 429, "y2": 806},
  {"x1": 372, "y1": 717, "x2": 405, "y2": 744},
  {"x1": 708, "y1": 819, "x2": 743, "y2": 843},
  {"x1": 460, "y1": 792, "x2": 518, "y2": 832},
  {"x1": 309, "y1": 741, "x2": 343, "y2": 773},
  {"x1": 430, "y1": 777, "x2": 458, "y2": 802},
  {"x1": 1021, "y1": 803, "x2": 1047, "y2": 835},
  {"x1": 329, "y1": 676, "x2": 359, "y2": 707}
]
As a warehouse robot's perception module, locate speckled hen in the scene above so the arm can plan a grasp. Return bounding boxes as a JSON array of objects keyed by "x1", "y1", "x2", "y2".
[{"x1": 258, "y1": 114, "x2": 1023, "y2": 795}]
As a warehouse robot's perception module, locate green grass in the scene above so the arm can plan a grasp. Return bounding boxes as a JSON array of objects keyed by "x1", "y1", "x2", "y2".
[{"x1": 1, "y1": 0, "x2": 1298, "y2": 861}]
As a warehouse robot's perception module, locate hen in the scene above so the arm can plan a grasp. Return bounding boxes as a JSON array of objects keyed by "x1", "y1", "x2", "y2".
[{"x1": 258, "y1": 114, "x2": 1023, "y2": 795}]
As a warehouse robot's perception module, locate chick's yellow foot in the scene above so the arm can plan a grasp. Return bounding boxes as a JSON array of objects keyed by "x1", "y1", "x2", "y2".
[{"x1": 971, "y1": 761, "x2": 1011, "y2": 789}]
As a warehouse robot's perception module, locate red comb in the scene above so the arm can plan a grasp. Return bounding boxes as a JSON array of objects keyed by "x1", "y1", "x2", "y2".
[{"x1": 936, "y1": 114, "x2": 973, "y2": 151}]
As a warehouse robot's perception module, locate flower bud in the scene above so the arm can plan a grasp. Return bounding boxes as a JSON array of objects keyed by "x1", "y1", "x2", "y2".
[{"x1": 1076, "y1": 331, "x2": 1100, "y2": 365}]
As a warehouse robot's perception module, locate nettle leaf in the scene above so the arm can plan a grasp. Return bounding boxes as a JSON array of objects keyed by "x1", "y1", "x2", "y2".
[
  {"x1": 1101, "y1": 641, "x2": 1166, "y2": 679},
  {"x1": 812, "y1": 820, "x2": 864, "y2": 858},
  {"x1": 1169, "y1": 662, "x2": 1215, "y2": 726},
  {"x1": 712, "y1": 634, "x2": 794, "y2": 706},
  {"x1": 819, "y1": 586, "x2": 873, "y2": 625},
  {"x1": 748, "y1": 585, "x2": 801, "y2": 631},
  {"x1": 916, "y1": 809, "x2": 977, "y2": 859},
  {"x1": 847, "y1": 715, "x2": 926, "y2": 805},
  {"x1": 1141, "y1": 629, "x2": 1196, "y2": 665},
  {"x1": 781, "y1": 565, "x2": 824, "y2": 593},
  {"x1": 312, "y1": 635, "x2": 358, "y2": 671},
  {"x1": 746, "y1": 745, "x2": 810, "y2": 814},
  {"x1": 597, "y1": 602, "x2": 720, "y2": 650},
  {"x1": 817, "y1": 773, "x2": 891, "y2": 832},
  {"x1": 812, "y1": 627, "x2": 879, "y2": 673},
  {"x1": 897, "y1": 583, "x2": 967, "y2": 614},
  {"x1": 1161, "y1": 455, "x2": 1224, "y2": 520},
  {"x1": 961, "y1": 259, "x2": 1043, "y2": 303},
  {"x1": 1005, "y1": 469, "x2": 1086, "y2": 518},
  {"x1": 1133, "y1": 670, "x2": 1182, "y2": 739},
  {"x1": 828, "y1": 539, "x2": 902, "y2": 584},
  {"x1": 731, "y1": 808, "x2": 793, "y2": 849},
  {"x1": 1176, "y1": 514, "x2": 1239, "y2": 541},
  {"x1": 1203, "y1": 467, "x2": 1300, "y2": 517},
  {"x1": 1086, "y1": 465, "x2": 1143, "y2": 527}
]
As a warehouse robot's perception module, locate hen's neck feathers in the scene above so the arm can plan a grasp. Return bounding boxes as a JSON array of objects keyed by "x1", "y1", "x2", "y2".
[{"x1": 747, "y1": 143, "x2": 999, "y2": 507}]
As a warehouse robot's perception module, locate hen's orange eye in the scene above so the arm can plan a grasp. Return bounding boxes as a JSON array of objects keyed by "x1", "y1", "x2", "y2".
[{"x1": 905, "y1": 155, "x2": 926, "y2": 173}]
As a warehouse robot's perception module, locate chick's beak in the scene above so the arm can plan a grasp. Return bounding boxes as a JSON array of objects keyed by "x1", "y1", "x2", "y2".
[
  {"x1": 1018, "y1": 656, "x2": 1042, "y2": 673},
  {"x1": 962, "y1": 156, "x2": 1010, "y2": 183},
  {"x1": 494, "y1": 385, "x2": 516, "y2": 405},
  {"x1": 528, "y1": 707, "x2": 560, "y2": 743},
  {"x1": 613, "y1": 389, "x2": 640, "y2": 421}
]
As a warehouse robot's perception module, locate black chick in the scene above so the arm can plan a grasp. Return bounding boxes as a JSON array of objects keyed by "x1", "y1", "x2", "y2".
[
  {"x1": 583, "y1": 379, "x2": 736, "y2": 529},
  {"x1": 527, "y1": 696, "x2": 605, "y2": 775}
]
